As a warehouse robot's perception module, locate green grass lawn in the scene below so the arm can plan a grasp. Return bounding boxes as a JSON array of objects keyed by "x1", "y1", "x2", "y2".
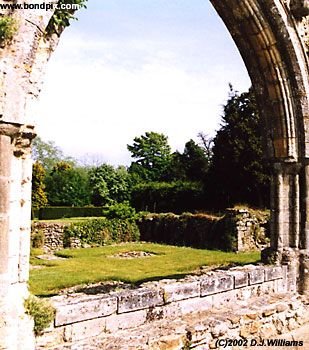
[
  {"x1": 32, "y1": 217, "x2": 99, "y2": 224},
  {"x1": 29, "y1": 243, "x2": 260, "y2": 296}
]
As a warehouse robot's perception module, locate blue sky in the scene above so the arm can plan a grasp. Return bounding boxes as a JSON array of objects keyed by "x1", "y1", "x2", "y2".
[{"x1": 35, "y1": 0, "x2": 251, "y2": 165}]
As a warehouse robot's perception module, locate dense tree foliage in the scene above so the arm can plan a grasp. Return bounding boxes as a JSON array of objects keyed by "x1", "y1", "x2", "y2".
[
  {"x1": 127, "y1": 132, "x2": 172, "y2": 181},
  {"x1": 88, "y1": 164, "x2": 132, "y2": 206},
  {"x1": 45, "y1": 161, "x2": 90, "y2": 206},
  {"x1": 205, "y1": 86, "x2": 270, "y2": 209},
  {"x1": 169, "y1": 140, "x2": 210, "y2": 182},
  {"x1": 32, "y1": 86, "x2": 270, "y2": 214},
  {"x1": 32, "y1": 162, "x2": 48, "y2": 209},
  {"x1": 131, "y1": 181, "x2": 204, "y2": 213}
]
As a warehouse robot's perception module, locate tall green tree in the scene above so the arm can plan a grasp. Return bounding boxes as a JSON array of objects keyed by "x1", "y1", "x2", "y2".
[
  {"x1": 206, "y1": 86, "x2": 270, "y2": 209},
  {"x1": 127, "y1": 131, "x2": 172, "y2": 181},
  {"x1": 32, "y1": 136, "x2": 75, "y2": 172},
  {"x1": 169, "y1": 140, "x2": 210, "y2": 182},
  {"x1": 31, "y1": 161, "x2": 48, "y2": 209},
  {"x1": 89, "y1": 164, "x2": 132, "y2": 206},
  {"x1": 45, "y1": 161, "x2": 90, "y2": 206}
]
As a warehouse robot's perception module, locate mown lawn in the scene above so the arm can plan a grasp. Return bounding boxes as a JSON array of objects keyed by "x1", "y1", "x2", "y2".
[
  {"x1": 32, "y1": 217, "x2": 98, "y2": 224},
  {"x1": 29, "y1": 243, "x2": 260, "y2": 296}
]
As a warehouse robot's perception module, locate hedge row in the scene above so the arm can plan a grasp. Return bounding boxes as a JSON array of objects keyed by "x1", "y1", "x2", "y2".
[
  {"x1": 34, "y1": 206, "x2": 104, "y2": 220},
  {"x1": 131, "y1": 181, "x2": 204, "y2": 213},
  {"x1": 138, "y1": 213, "x2": 237, "y2": 251},
  {"x1": 64, "y1": 218, "x2": 140, "y2": 246}
]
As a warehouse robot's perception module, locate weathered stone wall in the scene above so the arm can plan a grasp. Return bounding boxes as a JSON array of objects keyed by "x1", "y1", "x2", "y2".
[
  {"x1": 31, "y1": 222, "x2": 81, "y2": 252},
  {"x1": 225, "y1": 208, "x2": 269, "y2": 251},
  {"x1": 35, "y1": 265, "x2": 309, "y2": 349},
  {"x1": 0, "y1": 2, "x2": 62, "y2": 349},
  {"x1": 32, "y1": 209, "x2": 269, "y2": 252},
  {"x1": 139, "y1": 209, "x2": 269, "y2": 252}
]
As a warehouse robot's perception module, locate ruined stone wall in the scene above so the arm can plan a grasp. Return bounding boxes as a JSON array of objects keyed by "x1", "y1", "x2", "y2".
[
  {"x1": 31, "y1": 222, "x2": 81, "y2": 251},
  {"x1": 225, "y1": 208, "x2": 270, "y2": 251},
  {"x1": 32, "y1": 209, "x2": 269, "y2": 253},
  {"x1": 35, "y1": 265, "x2": 309, "y2": 349},
  {"x1": 139, "y1": 209, "x2": 269, "y2": 252}
]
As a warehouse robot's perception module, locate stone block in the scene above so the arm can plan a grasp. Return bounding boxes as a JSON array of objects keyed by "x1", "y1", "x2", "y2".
[
  {"x1": 200, "y1": 273, "x2": 233, "y2": 296},
  {"x1": 211, "y1": 321, "x2": 229, "y2": 337},
  {"x1": 105, "y1": 309, "x2": 147, "y2": 332},
  {"x1": 259, "y1": 323, "x2": 277, "y2": 338},
  {"x1": 162, "y1": 281, "x2": 200, "y2": 303},
  {"x1": 212, "y1": 289, "x2": 237, "y2": 307},
  {"x1": 248, "y1": 267, "x2": 265, "y2": 285},
  {"x1": 156, "y1": 302, "x2": 183, "y2": 320},
  {"x1": 117, "y1": 287, "x2": 163, "y2": 313},
  {"x1": 276, "y1": 303, "x2": 289, "y2": 313},
  {"x1": 262, "y1": 306, "x2": 277, "y2": 317},
  {"x1": 264, "y1": 266, "x2": 283, "y2": 281},
  {"x1": 66, "y1": 317, "x2": 106, "y2": 342},
  {"x1": 53, "y1": 294, "x2": 117, "y2": 327},
  {"x1": 200, "y1": 275, "x2": 216, "y2": 296},
  {"x1": 227, "y1": 270, "x2": 249, "y2": 288},
  {"x1": 148, "y1": 334, "x2": 185, "y2": 350},
  {"x1": 177, "y1": 295, "x2": 213, "y2": 314},
  {"x1": 35, "y1": 326, "x2": 64, "y2": 350}
]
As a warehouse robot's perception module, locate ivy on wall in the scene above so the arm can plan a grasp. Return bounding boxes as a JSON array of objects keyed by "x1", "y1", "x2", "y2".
[
  {"x1": 45, "y1": 0, "x2": 87, "y2": 36},
  {"x1": 0, "y1": 16, "x2": 18, "y2": 46}
]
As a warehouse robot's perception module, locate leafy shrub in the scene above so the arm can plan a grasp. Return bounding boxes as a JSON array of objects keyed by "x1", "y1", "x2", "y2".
[
  {"x1": 138, "y1": 212, "x2": 221, "y2": 249},
  {"x1": 31, "y1": 230, "x2": 45, "y2": 248},
  {"x1": 24, "y1": 295, "x2": 55, "y2": 336},
  {"x1": 0, "y1": 16, "x2": 17, "y2": 46},
  {"x1": 64, "y1": 218, "x2": 140, "y2": 246},
  {"x1": 102, "y1": 201, "x2": 136, "y2": 219}
]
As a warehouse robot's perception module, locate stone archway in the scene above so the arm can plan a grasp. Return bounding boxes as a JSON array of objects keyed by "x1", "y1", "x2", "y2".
[
  {"x1": 0, "y1": 1, "x2": 308, "y2": 349},
  {"x1": 210, "y1": 0, "x2": 309, "y2": 293}
]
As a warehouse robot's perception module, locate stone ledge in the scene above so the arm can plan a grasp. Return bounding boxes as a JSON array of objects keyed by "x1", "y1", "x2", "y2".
[
  {"x1": 117, "y1": 287, "x2": 164, "y2": 313},
  {"x1": 248, "y1": 266, "x2": 265, "y2": 285},
  {"x1": 53, "y1": 294, "x2": 117, "y2": 326},
  {"x1": 50, "y1": 265, "x2": 286, "y2": 328},
  {"x1": 227, "y1": 269, "x2": 249, "y2": 288},
  {"x1": 39, "y1": 293, "x2": 309, "y2": 350},
  {"x1": 162, "y1": 280, "x2": 200, "y2": 303},
  {"x1": 264, "y1": 265, "x2": 285, "y2": 281},
  {"x1": 200, "y1": 273, "x2": 234, "y2": 296}
]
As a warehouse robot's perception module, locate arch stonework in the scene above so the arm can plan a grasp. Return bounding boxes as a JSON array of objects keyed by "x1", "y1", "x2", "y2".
[{"x1": 0, "y1": 1, "x2": 308, "y2": 349}]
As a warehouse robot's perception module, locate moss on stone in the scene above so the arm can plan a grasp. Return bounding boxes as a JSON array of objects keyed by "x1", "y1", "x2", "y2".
[{"x1": 0, "y1": 16, "x2": 18, "y2": 46}]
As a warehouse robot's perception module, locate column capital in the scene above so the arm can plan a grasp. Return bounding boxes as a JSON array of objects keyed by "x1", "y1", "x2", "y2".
[
  {"x1": 0, "y1": 121, "x2": 36, "y2": 158},
  {"x1": 272, "y1": 161, "x2": 302, "y2": 175}
]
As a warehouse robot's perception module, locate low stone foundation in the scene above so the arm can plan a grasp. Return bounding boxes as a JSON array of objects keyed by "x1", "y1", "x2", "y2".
[
  {"x1": 31, "y1": 222, "x2": 81, "y2": 251},
  {"x1": 32, "y1": 207, "x2": 269, "y2": 253},
  {"x1": 34, "y1": 264, "x2": 309, "y2": 349}
]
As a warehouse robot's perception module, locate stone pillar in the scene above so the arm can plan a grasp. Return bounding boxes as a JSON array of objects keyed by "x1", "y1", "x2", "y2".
[
  {"x1": 299, "y1": 161, "x2": 309, "y2": 295},
  {"x1": 267, "y1": 162, "x2": 301, "y2": 292},
  {"x1": 0, "y1": 121, "x2": 36, "y2": 350},
  {"x1": 270, "y1": 162, "x2": 301, "y2": 251},
  {"x1": 300, "y1": 161, "x2": 309, "y2": 251},
  {"x1": 299, "y1": 251, "x2": 309, "y2": 295}
]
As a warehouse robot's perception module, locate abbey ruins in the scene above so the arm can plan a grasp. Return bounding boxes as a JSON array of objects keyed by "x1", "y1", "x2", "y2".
[{"x1": 0, "y1": 0, "x2": 309, "y2": 348}]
